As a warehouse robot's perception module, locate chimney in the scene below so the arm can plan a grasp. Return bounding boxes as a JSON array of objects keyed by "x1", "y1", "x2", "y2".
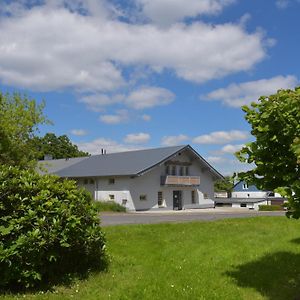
[
  {"x1": 104, "y1": 149, "x2": 107, "y2": 154},
  {"x1": 101, "y1": 148, "x2": 104, "y2": 155}
]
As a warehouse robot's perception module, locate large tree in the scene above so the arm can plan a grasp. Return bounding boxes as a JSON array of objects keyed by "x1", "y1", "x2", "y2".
[
  {"x1": 236, "y1": 87, "x2": 300, "y2": 218},
  {"x1": 33, "y1": 133, "x2": 89, "y2": 160},
  {"x1": 0, "y1": 92, "x2": 48, "y2": 168}
]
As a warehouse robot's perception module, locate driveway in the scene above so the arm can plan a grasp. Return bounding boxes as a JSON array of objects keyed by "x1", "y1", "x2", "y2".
[{"x1": 100, "y1": 208, "x2": 285, "y2": 226}]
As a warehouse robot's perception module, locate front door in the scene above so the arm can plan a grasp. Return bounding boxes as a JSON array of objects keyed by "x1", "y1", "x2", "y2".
[{"x1": 173, "y1": 191, "x2": 182, "y2": 210}]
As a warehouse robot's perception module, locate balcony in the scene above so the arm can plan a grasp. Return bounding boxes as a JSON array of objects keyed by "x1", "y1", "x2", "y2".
[{"x1": 161, "y1": 175, "x2": 200, "y2": 186}]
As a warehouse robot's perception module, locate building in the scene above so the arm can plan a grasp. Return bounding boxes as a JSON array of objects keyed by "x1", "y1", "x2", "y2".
[
  {"x1": 215, "y1": 180, "x2": 285, "y2": 210},
  {"x1": 39, "y1": 145, "x2": 223, "y2": 211}
]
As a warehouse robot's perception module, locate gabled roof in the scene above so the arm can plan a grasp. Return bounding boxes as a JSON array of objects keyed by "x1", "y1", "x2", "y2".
[{"x1": 38, "y1": 145, "x2": 223, "y2": 179}]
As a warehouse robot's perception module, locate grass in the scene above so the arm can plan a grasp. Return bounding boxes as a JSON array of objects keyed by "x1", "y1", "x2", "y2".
[
  {"x1": 92, "y1": 201, "x2": 126, "y2": 212},
  {"x1": 2, "y1": 217, "x2": 300, "y2": 299}
]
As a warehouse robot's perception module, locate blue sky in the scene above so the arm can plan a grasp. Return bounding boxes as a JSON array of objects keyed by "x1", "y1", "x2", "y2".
[{"x1": 0, "y1": 0, "x2": 299, "y2": 175}]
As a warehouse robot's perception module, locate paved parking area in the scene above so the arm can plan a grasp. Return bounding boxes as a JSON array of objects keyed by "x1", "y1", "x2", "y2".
[{"x1": 100, "y1": 209, "x2": 285, "y2": 226}]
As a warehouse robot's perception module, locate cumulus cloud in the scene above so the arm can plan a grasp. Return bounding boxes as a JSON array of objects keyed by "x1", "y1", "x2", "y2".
[
  {"x1": 203, "y1": 75, "x2": 298, "y2": 107},
  {"x1": 80, "y1": 86, "x2": 174, "y2": 111},
  {"x1": 123, "y1": 132, "x2": 150, "y2": 144},
  {"x1": 70, "y1": 129, "x2": 88, "y2": 136},
  {"x1": 0, "y1": 2, "x2": 268, "y2": 92},
  {"x1": 77, "y1": 137, "x2": 141, "y2": 154},
  {"x1": 99, "y1": 109, "x2": 129, "y2": 124},
  {"x1": 161, "y1": 134, "x2": 189, "y2": 146},
  {"x1": 135, "y1": 0, "x2": 236, "y2": 26},
  {"x1": 206, "y1": 156, "x2": 227, "y2": 164},
  {"x1": 193, "y1": 130, "x2": 248, "y2": 145},
  {"x1": 218, "y1": 144, "x2": 244, "y2": 154},
  {"x1": 79, "y1": 94, "x2": 124, "y2": 112},
  {"x1": 125, "y1": 87, "x2": 175, "y2": 109}
]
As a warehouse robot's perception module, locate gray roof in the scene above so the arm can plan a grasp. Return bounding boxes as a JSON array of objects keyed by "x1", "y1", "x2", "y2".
[{"x1": 38, "y1": 145, "x2": 223, "y2": 179}]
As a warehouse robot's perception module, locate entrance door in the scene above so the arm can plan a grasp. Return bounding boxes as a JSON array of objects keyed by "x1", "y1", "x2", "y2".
[{"x1": 173, "y1": 191, "x2": 182, "y2": 210}]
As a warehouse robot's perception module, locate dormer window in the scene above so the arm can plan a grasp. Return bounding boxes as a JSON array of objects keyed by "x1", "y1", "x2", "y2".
[{"x1": 242, "y1": 183, "x2": 248, "y2": 190}]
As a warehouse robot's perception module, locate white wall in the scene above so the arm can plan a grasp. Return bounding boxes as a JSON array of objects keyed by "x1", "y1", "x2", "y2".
[{"x1": 232, "y1": 191, "x2": 267, "y2": 198}]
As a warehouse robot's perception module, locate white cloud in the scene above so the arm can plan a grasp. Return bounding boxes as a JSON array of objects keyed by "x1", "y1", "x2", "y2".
[
  {"x1": 77, "y1": 137, "x2": 141, "y2": 154},
  {"x1": 193, "y1": 130, "x2": 248, "y2": 145},
  {"x1": 123, "y1": 132, "x2": 150, "y2": 144},
  {"x1": 70, "y1": 129, "x2": 88, "y2": 136},
  {"x1": 0, "y1": 3, "x2": 268, "y2": 92},
  {"x1": 80, "y1": 86, "x2": 174, "y2": 111},
  {"x1": 79, "y1": 94, "x2": 124, "y2": 112},
  {"x1": 203, "y1": 75, "x2": 298, "y2": 107},
  {"x1": 99, "y1": 109, "x2": 129, "y2": 124},
  {"x1": 136, "y1": 0, "x2": 236, "y2": 26},
  {"x1": 218, "y1": 144, "x2": 244, "y2": 154},
  {"x1": 125, "y1": 87, "x2": 175, "y2": 109},
  {"x1": 161, "y1": 134, "x2": 189, "y2": 146},
  {"x1": 206, "y1": 156, "x2": 227, "y2": 164}
]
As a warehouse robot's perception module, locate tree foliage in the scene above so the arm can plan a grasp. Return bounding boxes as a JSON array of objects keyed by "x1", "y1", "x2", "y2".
[
  {"x1": 236, "y1": 87, "x2": 300, "y2": 218},
  {"x1": 33, "y1": 133, "x2": 89, "y2": 160},
  {"x1": 214, "y1": 176, "x2": 235, "y2": 193},
  {"x1": 0, "y1": 92, "x2": 48, "y2": 168},
  {"x1": 0, "y1": 166, "x2": 107, "y2": 289}
]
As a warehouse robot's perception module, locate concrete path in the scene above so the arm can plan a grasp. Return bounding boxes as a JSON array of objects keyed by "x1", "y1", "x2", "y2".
[{"x1": 100, "y1": 208, "x2": 285, "y2": 226}]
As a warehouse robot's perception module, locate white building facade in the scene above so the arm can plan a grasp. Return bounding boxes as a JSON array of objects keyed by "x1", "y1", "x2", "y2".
[{"x1": 40, "y1": 145, "x2": 223, "y2": 211}]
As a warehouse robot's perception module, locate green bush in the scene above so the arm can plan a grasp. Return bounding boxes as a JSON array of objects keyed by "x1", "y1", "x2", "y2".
[
  {"x1": 0, "y1": 166, "x2": 107, "y2": 290},
  {"x1": 258, "y1": 205, "x2": 284, "y2": 211},
  {"x1": 93, "y1": 201, "x2": 126, "y2": 212}
]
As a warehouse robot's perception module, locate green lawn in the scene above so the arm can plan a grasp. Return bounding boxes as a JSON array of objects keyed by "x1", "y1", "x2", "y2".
[{"x1": 2, "y1": 217, "x2": 300, "y2": 300}]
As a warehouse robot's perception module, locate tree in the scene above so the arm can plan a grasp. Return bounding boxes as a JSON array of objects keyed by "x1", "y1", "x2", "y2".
[
  {"x1": 236, "y1": 87, "x2": 300, "y2": 218},
  {"x1": 33, "y1": 133, "x2": 89, "y2": 160},
  {"x1": 0, "y1": 92, "x2": 48, "y2": 168},
  {"x1": 214, "y1": 175, "x2": 235, "y2": 196}
]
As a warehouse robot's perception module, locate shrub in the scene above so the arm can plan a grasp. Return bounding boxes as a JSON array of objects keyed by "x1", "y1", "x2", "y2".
[
  {"x1": 93, "y1": 201, "x2": 126, "y2": 212},
  {"x1": 0, "y1": 166, "x2": 107, "y2": 290},
  {"x1": 258, "y1": 205, "x2": 284, "y2": 211}
]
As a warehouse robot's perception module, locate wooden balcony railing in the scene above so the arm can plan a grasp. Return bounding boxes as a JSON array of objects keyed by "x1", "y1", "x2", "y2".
[{"x1": 161, "y1": 175, "x2": 200, "y2": 186}]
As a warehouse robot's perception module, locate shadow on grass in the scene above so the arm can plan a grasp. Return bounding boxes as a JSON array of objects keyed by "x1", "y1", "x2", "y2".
[
  {"x1": 0, "y1": 257, "x2": 109, "y2": 296},
  {"x1": 290, "y1": 238, "x2": 300, "y2": 245},
  {"x1": 226, "y1": 251, "x2": 300, "y2": 300}
]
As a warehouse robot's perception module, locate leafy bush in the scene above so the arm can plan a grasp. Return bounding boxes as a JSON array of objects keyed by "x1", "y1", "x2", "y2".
[
  {"x1": 0, "y1": 166, "x2": 107, "y2": 290},
  {"x1": 258, "y1": 205, "x2": 284, "y2": 211},
  {"x1": 93, "y1": 201, "x2": 126, "y2": 212}
]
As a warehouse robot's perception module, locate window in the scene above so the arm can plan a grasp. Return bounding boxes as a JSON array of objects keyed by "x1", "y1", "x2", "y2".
[
  {"x1": 172, "y1": 165, "x2": 176, "y2": 175},
  {"x1": 122, "y1": 199, "x2": 127, "y2": 206},
  {"x1": 179, "y1": 166, "x2": 184, "y2": 176},
  {"x1": 89, "y1": 179, "x2": 95, "y2": 184},
  {"x1": 165, "y1": 165, "x2": 170, "y2": 175},
  {"x1": 140, "y1": 194, "x2": 147, "y2": 201},
  {"x1": 158, "y1": 191, "x2": 163, "y2": 207},
  {"x1": 84, "y1": 179, "x2": 88, "y2": 185},
  {"x1": 242, "y1": 183, "x2": 248, "y2": 190},
  {"x1": 108, "y1": 178, "x2": 115, "y2": 185},
  {"x1": 240, "y1": 203, "x2": 247, "y2": 208},
  {"x1": 185, "y1": 166, "x2": 189, "y2": 176},
  {"x1": 203, "y1": 193, "x2": 208, "y2": 199},
  {"x1": 109, "y1": 194, "x2": 115, "y2": 201},
  {"x1": 191, "y1": 190, "x2": 196, "y2": 204}
]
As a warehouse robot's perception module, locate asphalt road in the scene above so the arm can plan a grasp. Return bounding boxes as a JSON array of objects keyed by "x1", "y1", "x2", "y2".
[{"x1": 100, "y1": 209, "x2": 285, "y2": 226}]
